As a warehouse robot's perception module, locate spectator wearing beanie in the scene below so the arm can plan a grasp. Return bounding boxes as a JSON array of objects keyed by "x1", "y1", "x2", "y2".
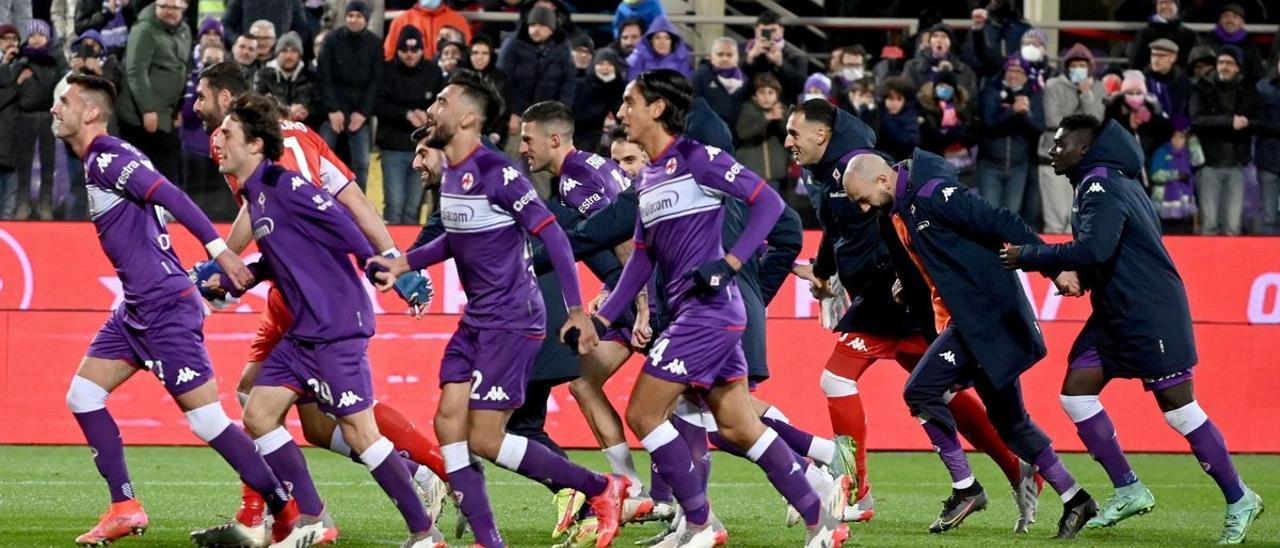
[
  {"x1": 255, "y1": 31, "x2": 316, "y2": 125},
  {"x1": 193, "y1": 17, "x2": 225, "y2": 65},
  {"x1": 316, "y1": 0, "x2": 382, "y2": 190},
  {"x1": 693, "y1": 36, "x2": 748, "y2": 131},
  {"x1": 498, "y1": 6, "x2": 575, "y2": 137},
  {"x1": 1144, "y1": 38, "x2": 1192, "y2": 119},
  {"x1": 1040, "y1": 43, "x2": 1106, "y2": 233},
  {"x1": 977, "y1": 55, "x2": 1044, "y2": 218},
  {"x1": 15, "y1": 19, "x2": 64, "y2": 221},
  {"x1": 376, "y1": 25, "x2": 443, "y2": 225},
  {"x1": 625, "y1": 15, "x2": 691, "y2": 82},
  {"x1": 905, "y1": 24, "x2": 978, "y2": 100},
  {"x1": 1191, "y1": 46, "x2": 1259, "y2": 235},
  {"x1": 574, "y1": 47, "x2": 626, "y2": 154},
  {"x1": 1106, "y1": 69, "x2": 1169, "y2": 161},
  {"x1": 384, "y1": 0, "x2": 471, "y2": 62},
  {"x1": 799, "y1": 72, "x2": 831, "y2": 104},
  {"x1": 736, "y1": 73, "x2": 789, "y2": 189},
  {"x1": 1129, "y1": 0, "x2": 1197, "y2": 69},
  {"x1": 1202, "y1": 3, "x2": 1264, "y2": 83},
  {"x1": 118, "y1": 1, "x2": 190, "y2": 189},
  {"x1": 1255, "y1": 55, "x2": 1280, "y2": 234},
  {"x1": 917, "y1": 68, "x2": 975, "y2": 172}
]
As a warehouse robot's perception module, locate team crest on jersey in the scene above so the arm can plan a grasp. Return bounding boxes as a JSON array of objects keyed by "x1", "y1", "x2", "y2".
[
  {"x1": 461, "y1": 172, "x2": 475, "y2": 191},
  {"x1": 664, "y1": 157, "x2": 678, "y2": 175},
  {"x1": 832, "y1": 167, "x2": 840, "y2": 181},
  {"x1": 256, "y1": 192, "x2": 266, "y2": 211}
]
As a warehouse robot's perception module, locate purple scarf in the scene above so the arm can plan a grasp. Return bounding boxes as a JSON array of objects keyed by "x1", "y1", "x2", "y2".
[{"x1": 1214, "y1": 25, "x2": 1248, "y2": 44}]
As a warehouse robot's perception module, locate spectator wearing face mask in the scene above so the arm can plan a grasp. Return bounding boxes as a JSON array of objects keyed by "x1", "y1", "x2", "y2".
[
  {"x1": 435, "y1": 38, "x2": 464, "y2": 79},
  {"x1": 1106, "y1": 69, "x2": 1170, "y2": 164},
  {"x1": 573, "y1": 47, "x2": 626, "y2": 154},
  {"x1": 917, "y1": 69, "x2": 974, "y2": 173},
  {"x1": 693, "y1": 36, "x2": 748, "y2": 130},
  {"x1": 1040, "y1": 43, "x2": 1105, "y2": 234},
  {"x1": 875, "y1": 76, "x2": 920, "y2": 163},
  {"x1": 1202, "y1": 3, "x2": 1264, "y2": 83},
  {"x1": 799, "y1": 72, "x2": 831, "y2": 104},
  {"x1": 904, "y1": 24, "x2": 978, "y2": 100},
  {"x1": 1191, "y1": 46, "x2": 1258, "y2": 235},
  {"x1": 1143, "y1": 38, "x2": 1191, "y2": 120},
  {"x1": 384, "y1": 0, "x2": 472, "y2": 62},
  {"x1": 840, "y1": 77, "x2": 878, "y2": 129},
  {"x1": 977, "y1": 55, "x2": 1044, "y2": 218},
  {"x1": 832, "y1": 44, "x2": 870, "y2": 93}
]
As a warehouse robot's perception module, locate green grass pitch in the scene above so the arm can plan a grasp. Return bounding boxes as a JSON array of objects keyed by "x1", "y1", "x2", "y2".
[{"x1": 1, "y1": 446, "x2": 1275, "y2": 547}]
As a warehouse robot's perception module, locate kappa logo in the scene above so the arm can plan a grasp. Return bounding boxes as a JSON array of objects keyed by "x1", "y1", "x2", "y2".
[
  {"x1": 174, "y1": 367, "x2": 201, "y2": 385},
  {"x1": 336, "y1": 390, "x2": 364, "y2": 408},
  {"x1": 662, "y1": 358, "x2": 688, "y2": 376},
  {"x1": 1087, "y1": 182, "x2": 1105, "y2": 194},
  {"x1": 502, "y1": 166, "x2": 521, "y2": 186},
  {"x1": 942, "y1": 187, "x2": 956, "y2": 202},
  {"x1": 95, "y1": 153, "x2": 117, "y2": 173},
  {"x1": 845, "y1": 336, "x2": 868, "y2": 352},
  {"x1": 483, "y1": 386, "x2": 510, "y2": 402},
  {"x1": 705, "y1": 145, "x2": 722, "y2": 161},
  {"x1": 291, "y1": 176, "x2": 307, "y2": 190},
  {"x1": 461, "y1": 172, "x2": 475, "y2": 191},
  {"x1": 561, "y1": 177, "x2": 581, "y2": 195},
  {"x1": 664, "y1": 157, "x2": 678, "y2": 175},
  {"x1": 939, "y1": 351, "x2": 957, "y2": 365},
  {"x1": 788, "y1": 462, "x2": 802, "y2": 475}
]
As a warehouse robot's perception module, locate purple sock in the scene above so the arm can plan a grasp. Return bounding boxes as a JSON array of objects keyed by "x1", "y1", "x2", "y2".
[
  {"x1": 261, "y1": 440, "x2": 325, "y2": 516},
  {"x1": 405, "y1": 460, "x2": 422, "y2": 478},
  {"x1": 1032, "y1": 445, "x2": 1079, "y2": 496},
  {"x1": 502, "y1": 435, "x2": 607, "y2": 497},
  {"x1": 208, "y1": 426, "x2": 290, "y2": 514},
  {"x1": 1185, "y1": 420, "x2": 1245, "y2": 503},
  {"x1": 922, "y1": 420, "x2": 973, "y2": 484},
  {"x1": 448, "y1": 461, "x2": 503, "y2": 547},
  {"x1": 367, "y1": 445, "x2": 433, "y2": 533},
  {"x1": 750, "y1": 429, "x2": 821, "y2": 526},
  {"x1": 761, "y1": 417, "x2": 816, "y2": 459},
  {"x1": 1074, "y1": 410, "x2": 1138, "y2": 488},
  {"x1": 708, "y1": 430, "x2": 745, "y2": 458},
  {"x1": 73, "y1": 409, "x2": 134, "y2": 502},
  {"x1": 648, "y1": 465, "x2": 673, "y2": 503},
  {"x1": 644, "y1": 423, "x2": 711, "y2": 526},
  {"x1": 671, "y1": 415, "x2": 710, "y2": 494}
]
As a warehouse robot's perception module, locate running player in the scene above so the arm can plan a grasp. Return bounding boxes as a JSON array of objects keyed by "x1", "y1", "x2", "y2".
[
  {"x1": 785, "y1": 98, "x2": 1041, "y2": 531},
  {"x1": 367, "y1": 70, "x2": 628, "y2": 548},
  {"x1": 201, "y1": 93, "x2": 445, "y2": 548},
  {"x1": 1002, "y1": 115, "x2": 1263, "y2": 544},
  {"x1": 190, "y1": 62, "x2": 449, "y2": 535},
  {"x1": 52, "y1": 74, "x2": 315, "y2": 548},
  {"x1": 593, "y1": 68, "x2": 848, "y2": 547},
  {"x1": 842, "y1": 148, "x2": 1098, "y2": 538}
]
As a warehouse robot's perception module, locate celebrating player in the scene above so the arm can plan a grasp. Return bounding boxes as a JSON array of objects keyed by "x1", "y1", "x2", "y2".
[
  {"x1": 52, "y1": 74, "x2": 316, "y2": 548},
  {"x1": 367, "y1": 70, "x2": 629, "y2": 548},
  {"x1": 842, "y1": 148, "x2": 1098, "y2": 538},
  {"x1": 1001, "y1": 115, "x2": 1264, "y2": 544},
  {"x1": 199, "y1": 93, "x2": 446, "y2": 548},
  {"x1": 593, "y1": 69, "x2": 848, "y2": 547},
  {"x1": 190, "y1": 61, "x2": 449, "y2": 536}
]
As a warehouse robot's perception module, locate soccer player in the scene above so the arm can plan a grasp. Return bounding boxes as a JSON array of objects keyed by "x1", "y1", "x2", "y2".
[
  {"x1": 1001, "y1": 115, "x2": 1264, "y2": 544},
  {"x1": 785, "y1": 98, "x2": 1041, "y2": 530},
  {"x1": 202, "y1": 93, "x2": 446, "y2": 548},
  {"x1": 841, "y1": 148, "x2": 1098, "y2": 538},
  {"x1": 593, "y1": 69, "x2": 848, "y2": 547},
  {"x1": 190, "y1": 62, "x2": 449, "y2": 534},
  {"x1": 367, "y1": 70, "x2": 629, "y2": 548},
  {"x1": 52, "y1": 74, "x2": 315, "y2": 547}
]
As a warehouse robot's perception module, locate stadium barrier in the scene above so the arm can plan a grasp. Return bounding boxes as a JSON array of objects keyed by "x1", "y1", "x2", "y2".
[{"x1": 0, "y1": 222, "x2": 1277, "y2": 452}]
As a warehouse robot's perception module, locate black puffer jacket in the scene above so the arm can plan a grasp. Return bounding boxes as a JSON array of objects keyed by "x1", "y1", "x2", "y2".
[
  {"x1": 254, "y1": 60, "x2": 317, "y2": 118},
  {"x1": 15, "y1": 51, "x2": 64, "y2": 113},
  {"x1": 315, "y1": 27, "x2": 382, "y2": 116},
  {"x1": 373, "y1": 57, "x2": 444, "y2": 152},
  {"x1": 496, "y1": 28, "x2": 575, "y2": 116},
  {"x1": 1190, "y1": 73, "x2": 1259, "y2": 168}
]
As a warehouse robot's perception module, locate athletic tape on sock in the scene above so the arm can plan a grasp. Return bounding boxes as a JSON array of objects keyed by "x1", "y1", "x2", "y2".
[
  {"x1": 941, "y1": 389, "x2": 958, "y2": 405},
  {"x1": 360, "y1": 437, "x2": 394, "y2": 470},
  {"x1": 255, "y1": 426, "x2": 293, "y2": 455},
  {"x1": 1164, "y1": 401, "x2": 1209, "y2": 435},
  {"x1": 1060, "y1": 394, "x2": 1104, "y2": 423},
  {"x1": 640, "y1": 422, "x2": 680, "y2": 453},
  {"x1": 820, "y1": 370, "x2": 859, "y2": 397},
  {"x1": 762, "y1": 405, "x2": 791, "y2": 423},
  {"x1": 329, "y1": 426, "x2": 353, "y2": 457},
  {"x1": 184, "y1": 401, "x2": 233, "y2": 442},
  {"x1": 442, "y1": 442, "x2": 471, "y2": 473},
  {"x1": 746, "y1": 428, "x2": 780, "y2": 462},
  {"x1": 603, "y1": 443, "x2": 635, "y2": 476},
  {"x1": 237, "y1": 391, "x2": 250, "y2": 409},
  {"x1": 495, "y1": 434, "x2": 529, "y2": 471},
  {"x1": 66, "y1": 376, "x2": 109, "y2": 413}
]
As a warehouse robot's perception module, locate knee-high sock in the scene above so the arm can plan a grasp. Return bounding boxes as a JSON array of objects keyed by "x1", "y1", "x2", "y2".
[
  {"x1": 760, "y1": 407, "x2": 836, "y2": 466},
  {"x1": 642, "y1": 422, "x2": 711, "y2": 525},
  {"x1": 363, "y1": 437, "x2": 433, "y2": 533},
  {"x1": 207, "y1": 429, "x2": 291, "y2": 514},
  {"x1": 373, "y1": 403, "x2": 447, "y2": 478},
  {"x1": 443, "y1": 442, "x2": 502, "y2": 547},
  {"x1": 1032, "y1": 445, "x2": 1081, "y2": 502},
  {"x1": 748, "y1": 429, "x2": 822, "y2": 527},
  {"x1": 1166, "y1": 402, "x2": 1245, "y2": 503},
  {"x1": 822, "y1": 369, "x2": 868, "y2": 490},
  {"x1": 256, "y1": 427, "x2": 324, "y2": 516},
  {"x1": 73, "y1": 408, "x2": 134, "y2": 503},
  {"x1": 494, "y1": 434, "x2": 608, "y2": 497},
  {"x1": 1061, "y1": 395, "x2": 1138, "y2": 488},
  {"x1": 922, "y1": 419, "x2": 974, "y2": 488},
  {"x1": 675, "y1": 400, "x2": 711, "y2": 494},
  {"x1": 950, "y1": 389, "x2": 1023, "y2": 487}
]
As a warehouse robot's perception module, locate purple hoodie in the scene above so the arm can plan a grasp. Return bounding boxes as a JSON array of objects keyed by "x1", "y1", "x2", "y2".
[{"x1": 625, "y1": 16, "x2": 692, "y2": 82}]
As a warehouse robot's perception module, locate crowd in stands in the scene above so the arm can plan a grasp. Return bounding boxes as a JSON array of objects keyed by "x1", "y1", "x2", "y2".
[{"x1": 2, "y1": 0, "x2": 1280, "y2": 236}]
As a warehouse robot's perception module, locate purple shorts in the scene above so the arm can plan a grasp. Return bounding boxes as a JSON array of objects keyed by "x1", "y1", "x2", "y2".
[
  {"x1": 256, "y1": 336, "x2": 375, "y2": 417},
  {"x1": 87, "y1": 290, "x2": 214, "y2": 397},
  {"x1": 441, "y1": 324, "x2": 544, "y2": 410},
  {"x1": 1068, "y1": 347, "x2": 1194, "y2": 392},
  {"x1": 643, "y1": 319, "x2": 748, "y2": 389},
  {"x1": 602, "y1": 325, "x2": 634, "y2": 348}
]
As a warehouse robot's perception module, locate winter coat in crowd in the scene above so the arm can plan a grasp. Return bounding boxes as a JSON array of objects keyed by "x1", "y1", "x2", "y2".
[
  {"x1": 691, "y1": 60, "x2": 748, "y2": 130},
  {"x1": 876, "y1": 99, "x2": 921, "y2": 163},
  {"x1": 978, "y1": 78, "x2": 1044, "y2": 167},
  {"x1": 1254, "y1": 72, "x2": 1280, "y2": 175},
  {"x1": 117, "y1": 4, "x2": 192, "y2": 133},
  {"x1": 903, "y1": 48, "x2": 978, "y2": 99},
  {"x1": 1144, "y1": 65, "x2": 1192, "y2": 120},
  {"x1": 1105, "y1": 93, "x2": 1170, "y2": 162},
  {"x1": 221, "y1": 0, "x2": 307, "y2": 45},
  {"x1": 1128, "y1": 15, "x2": 1197, "y2": 69},
  {"x1": 734, "y1": 100, "x2": 788, "y2": 183},
  {"x1": 384, "y1": 3, "x2": 472, "y2": 61},
  {"x1": 373, "y1": 55, "x2": 444, "y2": 152},
  {"x1": 498, "y1": 22, "x2": 576, "y2": 117},
  {"x1": 625, "y1": 16, "x2": 691, "y2": 82},
  {"x1": 572, "y1": 49, "x2": 626, "y2": 153},
  {"x1": 916, "y1": 80, "x2": 974, "y2": 159},
  {"x1": 254, "y1": 57, "x2": 319, "y2": 123},
  {"x1": 611, "y1": 0, "x2": 664, "y2": 38},
  {"x1": 1190, "y1": 71, "x2": 1259, "y2": 167},
  {"x1": 315, "y1": 24, "x2": 382, "y2": 117}
]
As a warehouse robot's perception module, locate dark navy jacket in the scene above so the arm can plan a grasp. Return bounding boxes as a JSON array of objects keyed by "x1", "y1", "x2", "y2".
[
  {"x1": 1017, "y1": 120, "x2": 1196, "y2": 378},
  {"x1": 806, "y1": 108, "x2": 914, "y2": 335},
  {"x1": 891, "y1": 149, "x2": 1048, "y2": 388}
]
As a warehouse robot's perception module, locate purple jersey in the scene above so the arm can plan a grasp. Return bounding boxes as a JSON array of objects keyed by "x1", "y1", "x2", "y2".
[
  {"x1": 636, "y1": 138, "x2": 768, "y2": 324},
  {"x1": 441, "y1": 145, "x2": 560, "y2": 332},
  {"x1": 84, "y1": 135, "x2": 196, "y2": 305},
  {"x1": 242, "y1": 162, "x2": 377, "y2": 342},
  {"x1": 557, "y1": 148, "x2": 630, "y2": 218}
]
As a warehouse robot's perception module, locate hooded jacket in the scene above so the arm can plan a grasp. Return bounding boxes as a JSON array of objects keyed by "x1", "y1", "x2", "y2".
[
  {"x1": 890, "y1": 148, "x2": 1048, "y2": 388},
  {"x1": 498, "y1": 20, "x2": 576, "y2": 116},
  {"x1": 1016, "y1": 121, "x2": 1196, "y2": 378},
  {"x1": 612, "y1": 0, "x2": 665, "y2": 38},
  {"x1": 805, "y1": 109, "x2": 915, "y2": 335},
  {"x1": 383, "y1": 4, "x2": 472, "y2": 61},
  {"x1": 117, "y1": 4, "x2": 191, "y2": 131},
  {"x1": 624, "y1": 16, "x2": 691, "y2": 82}
]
